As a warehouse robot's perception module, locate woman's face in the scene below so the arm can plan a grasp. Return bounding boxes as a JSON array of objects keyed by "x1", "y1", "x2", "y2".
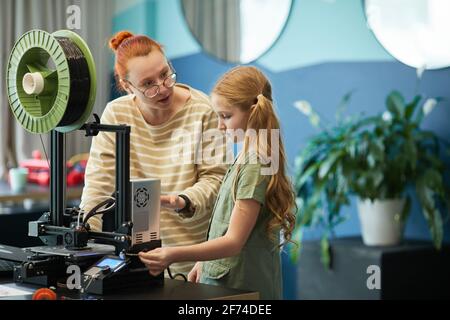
[
  {"x1": 211, "y1": 93, "x2": 251, "y2": 138},
  {"x1": 124, "y1": 50, "x2": 175, "y2": 108}
]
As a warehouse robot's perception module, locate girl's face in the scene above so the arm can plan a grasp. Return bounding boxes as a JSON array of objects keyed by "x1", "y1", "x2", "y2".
[
  {"x1": 211, "y1": 93, "x2": 251, "y2": 134},
  {"x1": 123, "y1": 50, "x2": 175, "y2": 108}
]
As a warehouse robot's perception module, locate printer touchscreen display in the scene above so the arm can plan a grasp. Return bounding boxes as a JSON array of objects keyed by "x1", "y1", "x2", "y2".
[{"x1": 96, "y1": 257, "x2": 125, "y2": 271}]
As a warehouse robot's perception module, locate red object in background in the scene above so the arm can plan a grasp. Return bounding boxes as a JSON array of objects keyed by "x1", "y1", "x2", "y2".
[
  {"x1": 67, "y1": 160, "x2": 88, "y2": 186},
  {"x1": 19, "y1": 151, "x2": 50, "y2": 186},
  {"x1": 19, "y1": 150, "x2": 88, "y2": 187},
  {"x1": 32, "y1": 288, "x2": 57, "y2": 300}
]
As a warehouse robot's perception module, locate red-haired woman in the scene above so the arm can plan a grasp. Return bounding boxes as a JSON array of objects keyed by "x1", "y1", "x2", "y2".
[{"x1": 80, "y1": 31, "x2": 227, "y2": 276}]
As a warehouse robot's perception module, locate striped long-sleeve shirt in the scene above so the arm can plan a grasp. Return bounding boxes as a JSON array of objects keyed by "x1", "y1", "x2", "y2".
[{"x1": 80, "y1": 84, "x2": 228, "y2": 275}]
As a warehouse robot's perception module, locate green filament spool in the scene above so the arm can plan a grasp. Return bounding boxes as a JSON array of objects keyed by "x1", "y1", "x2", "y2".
[{"x1": 6, "y1": 29, "x2": 97, "y2": 133}]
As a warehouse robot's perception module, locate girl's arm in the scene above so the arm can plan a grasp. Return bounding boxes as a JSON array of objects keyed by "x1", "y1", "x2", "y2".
[{"x1": 139, "y1": 199, "x2": 261, "y2": 275}]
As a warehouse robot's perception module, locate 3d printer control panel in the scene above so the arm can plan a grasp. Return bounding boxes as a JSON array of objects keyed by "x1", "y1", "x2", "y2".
[{"x1": 84, "y1": 256, "x2": 128, "y2": 278}]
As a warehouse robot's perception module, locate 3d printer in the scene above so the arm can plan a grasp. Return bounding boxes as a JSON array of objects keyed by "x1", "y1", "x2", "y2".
[{"x1": 1, "y1": 29, "x2": 163, "y2": 295}]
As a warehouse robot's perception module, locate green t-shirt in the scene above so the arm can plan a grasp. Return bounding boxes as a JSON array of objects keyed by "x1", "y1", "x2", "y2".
[{"x1": 200, "y1": 153, "x2": 282, "y2": 300}]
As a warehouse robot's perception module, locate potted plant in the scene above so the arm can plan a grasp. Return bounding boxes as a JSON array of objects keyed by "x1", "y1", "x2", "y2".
[{"x1": 291, "y1": 91, "x2": 450, "y2": 268}]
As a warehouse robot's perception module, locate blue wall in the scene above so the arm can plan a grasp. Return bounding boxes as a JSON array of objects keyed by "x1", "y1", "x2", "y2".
[
  {"x1": 113, "y1": 0, "x2": 200, "y2": 57},
  {"x1": 113, "y1": 1, "x2": 156, "y2": 36},
  {"x1": 113, "y1": 0, "x2": 450, "y2": 299},
  {"x1": 259, "y1": 0, "x2": 393, "y2": 71}
]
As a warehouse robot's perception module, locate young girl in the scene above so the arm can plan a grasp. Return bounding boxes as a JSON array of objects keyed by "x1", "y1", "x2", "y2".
[{"x1": 139, "y1": 66, "x2": 296, "y2": 299}]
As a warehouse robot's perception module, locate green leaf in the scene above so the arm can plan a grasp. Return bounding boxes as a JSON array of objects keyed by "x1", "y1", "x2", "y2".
[
  {"x1": 347, "y1": 140, "x2": 357, "y2": 158},
  {"x1": 330, "y1": 214, "x2": 350, "y2": 229},
  {"x1": 371, "y1": 170, "x2": 384, "y2": 189},
  {"x1": 294, "y1": 155, "x2": 303, "y2": 170},
  {"x1": 296, "y1": 179, "x2": 327, "y2": 227},
  {"x1": 318, "y1": 151, "x2": 343, "y2": 179},
  {"x1": 423, "y1": 207, "x2": 444, "y2": 250},
  {"x1": 320, "y1": 236, "x2": 332, "y2": 269},
  {"x1": 386, "y1": 91, "x2": 405, "y2": 118},
  {"x1": 423, "y1": 169, "x2": 444, "y2": 195},
  {"x1": 416, "y1": 180, "x2": 444, "y2": 249},
  {"x1": 297, "y1": 201, "x2": 315, "y2": 227},
  {"x1": 336, "y1": 90, "x2": 355, "y2": 122},
  {"x1": 309, "y1": 113, "x2": 321, "y2": 128},
  {"x1": 422, "y1": 153, "x2": 443, "y2": 170},
  {"x1": 369, "y1": 138, "x2": 385, "y2": 161},
  {"x1": 295, "y1": 163, "x2": 320, "y2": 190},
  {"x1": 404, "y1": 139, "x2": 418, "y2": 170},
  {"x1": 405, "y1": 95, "x2": 422, "y2": 120},
  {"x1": 367, "y1": 154, "x2": 376, "y2": 168}
]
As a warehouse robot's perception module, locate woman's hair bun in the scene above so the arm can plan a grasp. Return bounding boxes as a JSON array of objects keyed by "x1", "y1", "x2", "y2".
[{"x1": 109, "y1": 31, "x2": 134, "y2": 51}]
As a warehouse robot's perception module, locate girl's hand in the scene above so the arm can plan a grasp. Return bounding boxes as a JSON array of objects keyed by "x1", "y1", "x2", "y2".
[
  {"x1": 139, "y1": 247, "x2": 173, "y2": 276},
  {"x1": 188, "y1": 262, "x2": 202, "y2": 283},
  {"x1": 160, "y1": 195, "x2": 186, "y2": 211}
]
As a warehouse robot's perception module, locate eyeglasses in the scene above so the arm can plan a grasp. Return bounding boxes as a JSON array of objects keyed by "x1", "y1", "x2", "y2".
[{"x1": 126, "y1": 72, "x2": 177, "y2": 99}]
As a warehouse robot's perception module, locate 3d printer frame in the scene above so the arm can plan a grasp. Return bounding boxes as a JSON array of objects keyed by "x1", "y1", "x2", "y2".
[
  {"x1": 12, "y1": 116, "x2": 163, "y2": 291},
  {"x1": 36, "y1": 117, "x2": 133, "y2": 250}
]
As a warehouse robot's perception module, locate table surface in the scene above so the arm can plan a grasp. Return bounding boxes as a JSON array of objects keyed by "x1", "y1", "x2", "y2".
[
  {"x1": 297, "y1": 236, "x2": 450, "y2": 300},
  {"x1": 0, "y1": 180, "x2": 83, "y2": 202},
  {"x1": 0, "y1": 277, "x2": 259, "y2": 300}
]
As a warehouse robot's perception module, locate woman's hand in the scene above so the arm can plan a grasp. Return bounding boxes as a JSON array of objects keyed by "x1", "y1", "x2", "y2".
[
  {"x1": 139, "y1": 247, "x2": 173, "y2": 276},
  {"x1": 188, "y1": 262, "x2": 202, "y2": 283},
  {"x1": 160, "y1": 195, "x2": 186, "y2": 211}
]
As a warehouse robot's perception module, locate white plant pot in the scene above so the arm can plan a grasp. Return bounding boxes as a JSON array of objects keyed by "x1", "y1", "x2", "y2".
[{"x1": 357, "y1": 198, "x2": 405, "y2": 246}]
